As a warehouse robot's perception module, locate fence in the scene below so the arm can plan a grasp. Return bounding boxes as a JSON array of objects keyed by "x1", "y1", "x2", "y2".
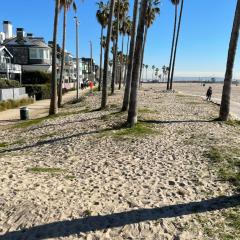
[{"x1": 0, "y1": 87, "x2": 28, "y2": 101}]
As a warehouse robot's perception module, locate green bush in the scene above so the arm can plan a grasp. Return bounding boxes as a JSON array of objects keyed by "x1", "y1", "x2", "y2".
[
  {"x1": 0, "y1": 79, "x2": 20, "y2": 89},
  {"x1": 22, "y1": 71, "x2": 51, "y2": 85},
  {"x1": 0, "y1": 98, "x2": 34, "y2": 112},
  {"x1": 24, "y1": 84, "x2": 51, "y2": 100}
]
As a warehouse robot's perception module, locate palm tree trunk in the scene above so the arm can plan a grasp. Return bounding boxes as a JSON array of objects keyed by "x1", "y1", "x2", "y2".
[
  {"x1": 49, "y1": 0, "x2": 60, "y2": 115},
  {"x1": 122, "y1": 0, "x2": 139, "y2": 111},
  {"x1": 101, "y1": 0, "x2": 115, "y2": 109},
  {"x1": 167, "y1": 4, "x2": 178, "y2": 90},
  {"x1": 170, "y1": 0, "x2": 184, "y2": 90},
  {"x1": 220, "y1": 0, "x2": 240, "y2": 121},
  {"x1": 123, "y1": 35, "x2": 130, "y2": 85},
  {"x1": 98, "y1": 27, "x2": 104, "y2": 91},
  {"x1": 127, "y1": 0, "x2": 148, "y2": 127},
  {"x1": 111, "y1": 39, "x2": 117, "y2": 94},
  {"x1": 119, "y1": 35, "x2": 124, "y2": 90},
  {"x1": 58, "y1": 5, "x2": 67, "y2": 108},
  {"x1": 139, "y1": 28, "x2": 148, "y2": 87}
]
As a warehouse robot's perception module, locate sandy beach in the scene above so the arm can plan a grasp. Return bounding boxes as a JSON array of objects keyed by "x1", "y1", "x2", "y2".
[{"x1": 0, "y1": 84, "x2": 239, "y2": 239}]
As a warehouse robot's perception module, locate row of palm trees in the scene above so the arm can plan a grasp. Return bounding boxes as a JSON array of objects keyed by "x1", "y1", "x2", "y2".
[
  {"x1": 49, "y1": 0, "x2": 78, "y2": 115},
  {"x1": 49, "y1": 0, "x2": 240, "y2": 125}
]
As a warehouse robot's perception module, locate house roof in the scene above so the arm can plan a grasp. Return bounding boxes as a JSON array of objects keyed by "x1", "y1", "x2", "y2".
[
  {"x1": 3, "y1": 36, "x2": 50, "y2": 49},
  {"x1": 0, "y1": 45, "x2": 13, "y2": 58}
]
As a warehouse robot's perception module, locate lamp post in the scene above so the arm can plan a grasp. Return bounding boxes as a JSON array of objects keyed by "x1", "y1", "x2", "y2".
[{"x1": 74, "y1": 16, "x2": 79, "y2": 100}]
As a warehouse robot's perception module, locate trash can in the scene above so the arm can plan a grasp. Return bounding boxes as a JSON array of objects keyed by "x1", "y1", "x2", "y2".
[{"x1": 20, "y1": 107, "x2": 29, "y2": 120}]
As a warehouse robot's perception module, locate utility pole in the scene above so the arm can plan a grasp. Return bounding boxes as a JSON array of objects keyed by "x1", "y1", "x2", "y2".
[
  {"x1": 75, "y1": 16, "x2": 79, "y2": 100},
  {"x1": 89, "y1": 40, "x2": 93, "y2": 81}
]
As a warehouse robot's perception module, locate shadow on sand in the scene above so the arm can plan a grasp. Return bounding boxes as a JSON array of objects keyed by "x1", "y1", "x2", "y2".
[{"x1": 0, "y1": 195, "x2": 239, "y2": 240}]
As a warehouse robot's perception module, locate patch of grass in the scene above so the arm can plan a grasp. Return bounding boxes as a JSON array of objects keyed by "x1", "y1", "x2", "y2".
[
  {"x1": 0, "y1": 142, "x2": 8, "y2": 148},
  {"x1": 226, "y1": 120, "x2": 240, "y2": 127},
  {"x1": 39, "y1": 132, "x2": 57, "y2": 139},
  {"x1": 26, "y1": 167, "x2": 63, "y2": 174},
  {"x1": 138, "y1": 107, "x2": 156, "y2": 114},
  {"x1": 205, "y1": 146, "x2": 240, "y2": 189},
  {"x1": 12, "y1": 108, "x2": 89, "y2": 129},
  {"x1": 65, "y1": 175, "x2": 76, "y2": 180},
  {"x1": 82, "y1": 210, "x2": 92, "y2": 217},
  {"x1": 113, "y1": 123, "x2": 156, "y2": 137},
  {"x1": 222, "y1": 211, "x2": 240, "y2": 239},
  {"x1": 205, "y1": 147, "x2": 225, "y2": 162}
]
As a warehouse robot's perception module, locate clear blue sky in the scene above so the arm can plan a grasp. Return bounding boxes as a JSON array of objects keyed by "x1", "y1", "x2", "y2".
[{"x1": 0, "y1": 0, "x2": 238, "y2": 78}]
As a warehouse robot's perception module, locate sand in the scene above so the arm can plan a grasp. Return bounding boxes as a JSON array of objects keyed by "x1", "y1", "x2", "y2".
[{"x1": 0, "y1": 84, "x2": 239, "y2": 240}]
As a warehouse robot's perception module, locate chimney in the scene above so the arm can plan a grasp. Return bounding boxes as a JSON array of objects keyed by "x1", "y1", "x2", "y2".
[
  {"x1": 16, "y1": 28, "x2": 25, "y2": 40},
  {"x1": 3, "y1": 21, "x2": 13, "y2": 39},
  {"x1": 0, "y1": 32, "x2": 5, "y2": 44},
  {"x1": 27, "y1": 33, "x2": 33, "y2": 38}
]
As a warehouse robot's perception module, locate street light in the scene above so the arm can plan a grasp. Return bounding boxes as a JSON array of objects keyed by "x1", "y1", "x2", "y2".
[{"x1": 74, "y1": 16, "x2": 79, "y2": 100}]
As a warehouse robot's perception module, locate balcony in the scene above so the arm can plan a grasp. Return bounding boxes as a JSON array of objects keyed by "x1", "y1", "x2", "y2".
[{"x1": 0, "y1": 63, "x2": 22, "y2": 74}]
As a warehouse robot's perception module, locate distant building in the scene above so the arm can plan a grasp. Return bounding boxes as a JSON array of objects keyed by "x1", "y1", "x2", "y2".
[{"x1": 0, "y1": 45, "x2": 21, "y2": 80}]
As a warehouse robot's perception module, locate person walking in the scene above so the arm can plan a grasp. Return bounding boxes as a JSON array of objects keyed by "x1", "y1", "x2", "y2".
[{"x1": 206, "y1": 86, "x2": 212, "y2": 101}]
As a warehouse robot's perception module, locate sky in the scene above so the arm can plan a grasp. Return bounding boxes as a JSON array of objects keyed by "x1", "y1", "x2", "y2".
[{"x1": 0, "y1": 0, "x2": 239, "y2": 78}]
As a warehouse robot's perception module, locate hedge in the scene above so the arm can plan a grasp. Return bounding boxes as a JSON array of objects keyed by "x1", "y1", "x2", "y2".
[
  {"x1": 0, "y1": 98, "x2": 34, "y2": 112},
  {"x1": 22, "y1": 71, "x2": 51, "y2": 85},
  {"x1": 0, "y1": 79, "x2": 20, "y2": 89},
  {"x1": 24, "y1": 84, "x2": 51, "y2": 100}
]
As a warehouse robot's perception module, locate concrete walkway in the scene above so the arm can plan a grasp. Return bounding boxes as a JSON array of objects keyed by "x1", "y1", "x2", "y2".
[
  {"x1": 179, "y1": 92, "x2": 240, "y2": 120},
  {"x1": 0, "y1": 89, "x2": 89, "y2": 125}
]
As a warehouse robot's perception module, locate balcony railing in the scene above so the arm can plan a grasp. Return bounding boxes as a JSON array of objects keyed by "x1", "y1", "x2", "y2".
[{"x1": 0, "y1": 63, "x2": 22, "y2": 73}]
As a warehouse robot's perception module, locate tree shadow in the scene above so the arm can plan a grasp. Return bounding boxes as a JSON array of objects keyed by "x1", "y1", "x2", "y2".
[
  {"x1": 0, "y1": 129, "x2": 102, "y2": 154},
  {"x1": 140, "y1": 119, "x2": 218, "y2": 124},
  {"x1": 1, "y1": 194, "x2": 239, "y2": 240}
]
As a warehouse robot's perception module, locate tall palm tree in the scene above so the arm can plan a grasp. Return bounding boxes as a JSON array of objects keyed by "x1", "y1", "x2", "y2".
[
  {"x1": 139, "y1": 0, "x2": 160, "y2": 83},
  {"x1": 96, "y1": 1, "x2": 109, "y2": 91},
  {"x1": 49, "y1": 0, "x2": 60, "y2": 115},
  {"x1": 152, "y1": 65, "x2": 155, "y2": 80},
  {"x1": 167, "y1": 0, "x2": 179, "y2": 90},
  {"x1": 127, "y1": 0, "x2": 148, "y2": 127},
  {"x1": 169, "y1": 0, "x2": 184, "y2": 90},
  {"x1": 101, "y1": 0, "x2": 115, "y2": 109},
  {"x1": 118, "y1": 0, "x2": 129, "y2": 90},
  {"x1": 220, "y1": 0, "x2": 240, "y2": 121},
  {"x1": 111, "y1": 19, "x2": 118, "y2": 94},
  {"x1": 123, "y1": 17, "x2": 132, "y2": 85},
  {"x1": 58, "y1": 0, "x2": 77, "y2": 108},
  {"x1": 122, "y1": 0, "x2": 139, "y2": 111},
  {"x1": 145, "y1": 64, "x2": 148, "y2": 81}
]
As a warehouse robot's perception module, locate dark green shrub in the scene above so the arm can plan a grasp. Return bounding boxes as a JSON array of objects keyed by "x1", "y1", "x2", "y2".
[
  {"x1": 22, "y1": 71, "x2": 51, "y2": 85},
  {"x1": 25, "y1": 84, "x2": 51, "y2": 100},
  {"x1": 0, "y1": 79, "x2": 20, "y2": 89}
]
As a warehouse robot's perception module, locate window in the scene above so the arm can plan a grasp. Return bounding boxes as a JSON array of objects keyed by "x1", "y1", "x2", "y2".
[
  {"x1": 29, "y1": 48, "x2": 49, "y2": 60},
  {"x1": 39, "y1": 49, "x2": 44, "y2": 59},
  {"x1": 29, "y1": 48, "x2": 38, "y2": 59}
]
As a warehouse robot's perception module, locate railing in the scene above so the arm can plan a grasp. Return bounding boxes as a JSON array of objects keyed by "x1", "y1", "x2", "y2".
[{"x1": 0, "y1": 63, "x2": 22, "y2": 73}]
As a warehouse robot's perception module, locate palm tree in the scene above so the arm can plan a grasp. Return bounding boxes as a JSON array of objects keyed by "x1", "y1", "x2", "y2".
[
  {"x1": 123, "y1": 18, "x2": 132, "y2": 85},
  {"x1": 118, "y1": 0, "x2": 129, "y2": 90},
  {"x1": 96, "y1": 1, "x2": 109, "y2": 91},
  {"x1": 58, "y1": 0, "x2": 77, "y2": 108},
  {"x1": 145, "y1": 64, "x2": 148, "y2": 81},
  {"x1": 49, "y1": 0, "x2": 60, "y2": 115},
  {"x1": 139, "y1": 0, "x2": 160, "y2": 83},
  {"x1": 152, "y1": 65, "x2": 155, "y2": 81},
  {"x1": 220, "y1": 0, "x2": 240, "y2": 121},
  {"x1": 127, "y1": 0, "x2": 148, "y2": 127},
  {"x1": 167, "y1": 0, "x2": 179, "y2": 90},
  {"x1": 111, "y1": 19, "x2": 118, "y2": 94},
  {"x1": 169, "y1": 0, "x2": 184, "y2": 90},
  {"x1": 122, "y1": 0, "x2": 139, "y2": 111},
  {"x1": 101, "y1": 0, "x2": 115, "y2": 109}
]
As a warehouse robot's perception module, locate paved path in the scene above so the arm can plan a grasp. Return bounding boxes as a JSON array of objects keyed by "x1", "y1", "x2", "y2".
[{"x1": 0, "y1": 89, "x2": 88, "y2": 125}]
